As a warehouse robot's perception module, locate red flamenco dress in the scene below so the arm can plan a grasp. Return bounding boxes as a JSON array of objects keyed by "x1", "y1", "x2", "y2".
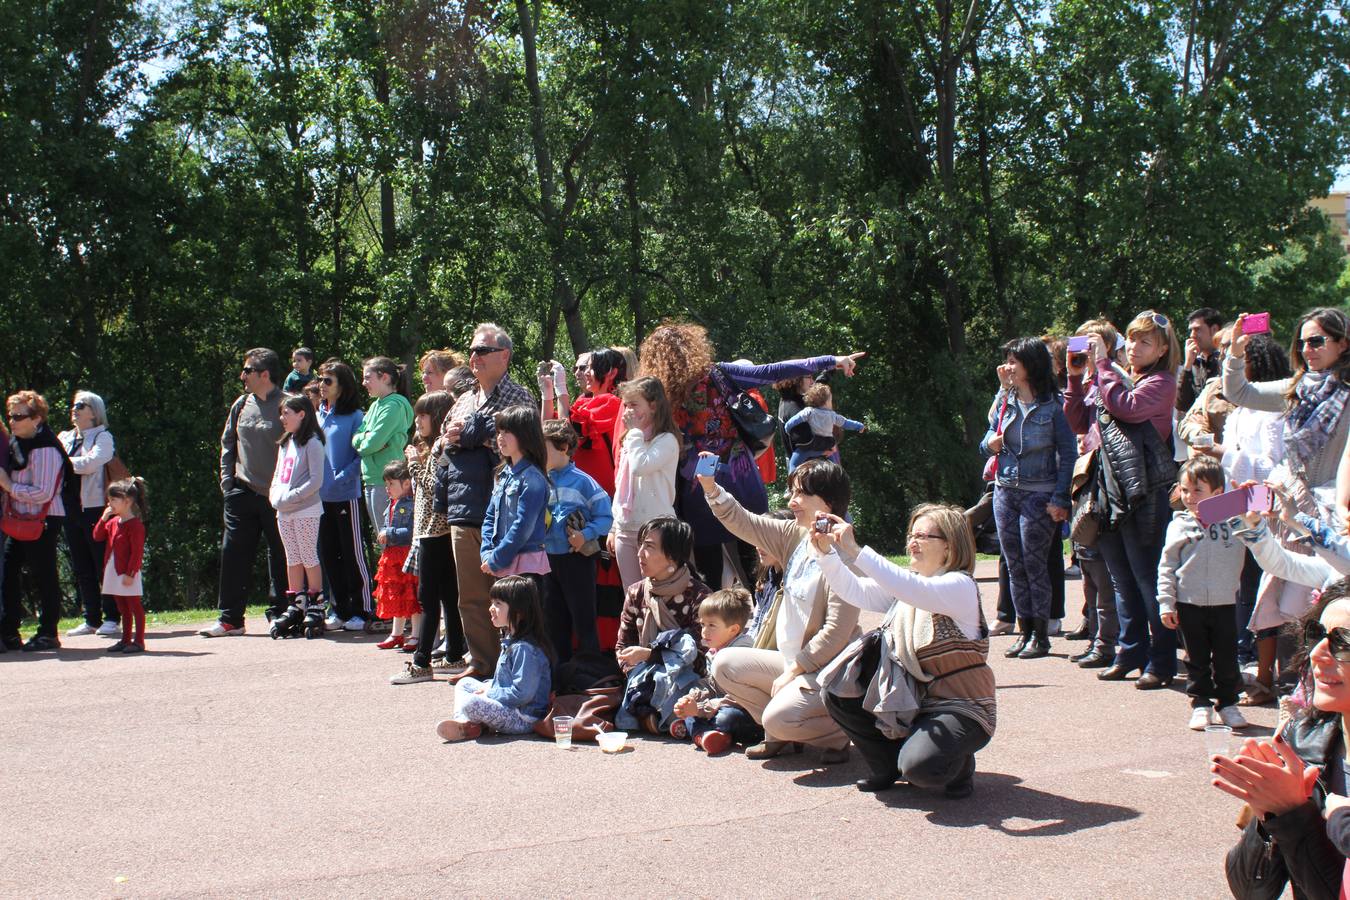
[{"x1": 373, "y1": 496, "x2": 420, "y2": 619}]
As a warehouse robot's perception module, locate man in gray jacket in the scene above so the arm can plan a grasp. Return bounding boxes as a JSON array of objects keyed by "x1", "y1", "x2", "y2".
[{"x1": 200, "y1": 348, "x2": 289, "y2": 637}]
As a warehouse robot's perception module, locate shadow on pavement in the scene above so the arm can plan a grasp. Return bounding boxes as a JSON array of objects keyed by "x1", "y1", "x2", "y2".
[{"x1": 879, "y1": 772, "x2": 1139, "y2": 835}]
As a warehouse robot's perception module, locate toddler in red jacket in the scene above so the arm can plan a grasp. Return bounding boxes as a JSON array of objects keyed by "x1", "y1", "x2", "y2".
[{"x1": 93, "y1": 477, "x2": 148, "y2": 652}]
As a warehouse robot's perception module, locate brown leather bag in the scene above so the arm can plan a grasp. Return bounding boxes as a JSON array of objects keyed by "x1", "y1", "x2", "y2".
[
  {"x1": 103, "y1": 454, "x2": 131, "y2": 496},
  {"x1": 532, "y1": 678, "x2": 624, "y2": 742}
]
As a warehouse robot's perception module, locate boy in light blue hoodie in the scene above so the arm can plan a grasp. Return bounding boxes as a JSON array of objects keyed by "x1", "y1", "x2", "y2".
[{"x1": 541, "y1": 420, "x2": 613, "y2": 663}]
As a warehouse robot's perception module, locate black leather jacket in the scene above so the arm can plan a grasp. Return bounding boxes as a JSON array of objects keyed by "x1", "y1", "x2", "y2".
[
  {"x1": 1225, "y1": 712, "x2": 1345, "y2": 900},
  {"x1": 1095, "y1": 410, "x2": 1177, "y2": 531}
]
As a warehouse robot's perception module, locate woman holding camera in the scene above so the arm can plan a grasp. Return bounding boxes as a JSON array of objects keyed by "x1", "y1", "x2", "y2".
[
  {"x1": 980, "y1": 338, "x2": 1077, "y2": 659},
  {"x1": 698, "y1": 458, "x2": 860, "y2": 763}
]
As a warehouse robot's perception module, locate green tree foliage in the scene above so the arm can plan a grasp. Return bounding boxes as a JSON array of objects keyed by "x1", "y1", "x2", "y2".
[{"x1": 2, "y1": 0, "x2": 1347, "y2": 605}]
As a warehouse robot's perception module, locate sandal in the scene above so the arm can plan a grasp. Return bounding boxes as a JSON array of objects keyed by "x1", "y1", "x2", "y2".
[{"x1": 1239, "y1": 684, "x2": 1276, "y2": 706}]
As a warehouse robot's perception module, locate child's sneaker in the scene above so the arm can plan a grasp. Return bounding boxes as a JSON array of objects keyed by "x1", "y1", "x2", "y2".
[
  {"x1": 1188, "y1": 706, "x2": 1214, "y2": 731},
  {"x1": 324, "y1": 613, "x2": 344, "y2": 632},
  {"x1": 668, "y1": 719, "x2": 689, "y2": 740},
  {"x1": 342, "y1": 616, "x2": 367, "y2": 632},
  {"x1": 1216, "y1": 705, "x2": 1249, "y2": 729},
  {"x1": 697, "y1": 731, "x2": 732, "y2": 756}
]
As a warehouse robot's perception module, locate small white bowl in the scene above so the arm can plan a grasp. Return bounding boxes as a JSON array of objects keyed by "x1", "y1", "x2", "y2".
[{"x1": 596, "y1": 731, "x2": 629, "y2": 753}]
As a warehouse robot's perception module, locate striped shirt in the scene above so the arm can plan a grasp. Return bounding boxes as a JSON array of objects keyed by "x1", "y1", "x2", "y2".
[{"x1": 8, "y1": 446, "x2": 66, "y2": 518}]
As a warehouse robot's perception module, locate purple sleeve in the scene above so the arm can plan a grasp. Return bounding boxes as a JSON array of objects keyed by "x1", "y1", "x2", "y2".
[
  {"x1": 719, "y1": 356, "x2": 836, "y2": 389},
  {"x1": 1063, "y1": 377, "x2": 1091, "y2": 435},
  {"x1": 1096, "y1": 362, "x2": 1177, "y2": 429}
]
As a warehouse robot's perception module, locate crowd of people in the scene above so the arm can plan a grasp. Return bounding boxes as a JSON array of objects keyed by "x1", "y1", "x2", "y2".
[{"x1": 10, "y1": 308, "x2": 1350, "y2": 868}]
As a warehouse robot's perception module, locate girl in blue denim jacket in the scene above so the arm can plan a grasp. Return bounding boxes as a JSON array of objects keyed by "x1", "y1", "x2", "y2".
[
  {"x1": 436, "y1": 575, "x2": 555, "y2": 741},
  {"x1": 480, "y1": 407, "x2": 552, "y2": 579}
]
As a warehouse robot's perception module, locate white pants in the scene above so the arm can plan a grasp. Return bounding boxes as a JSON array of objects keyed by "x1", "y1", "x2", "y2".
[{"x1": 277, "y1": 515, "x2": 322, "y2": 568}]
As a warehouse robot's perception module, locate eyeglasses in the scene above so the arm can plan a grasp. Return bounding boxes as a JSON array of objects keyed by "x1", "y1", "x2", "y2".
[
  {"x1": 1300, "y1": 335, "x2": 1329, "y2": 350},
  {"x1": 1304, "y1": 620, "x2": 1350, "y2": 662},
  {"x1": 469, "y1": 346, "x2": 505, "y2": 357},
  {"x1": 8, "y1": 412, "x2": 33, "y2": 422},
  {"x1": 318, "y1": 376, "x2": 335, "y2": 385},
  {"x1": 72, "y1": 401, "x2": 89, "y2": 411},
  {"x1": 907, "y1": 531, "x2": 947, "y2": 543}
]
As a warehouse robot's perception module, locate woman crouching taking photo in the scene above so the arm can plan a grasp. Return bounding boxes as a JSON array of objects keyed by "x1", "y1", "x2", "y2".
[{"x1": 812, "y1": 505, "x2": 995, "y2": 799}]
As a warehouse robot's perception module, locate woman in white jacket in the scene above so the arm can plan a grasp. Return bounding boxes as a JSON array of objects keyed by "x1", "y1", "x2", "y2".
[
  {"x1": 60, "y1": 391, "x2": 122, "y2": 637},
  {"x1": 269, "y1": 395, "x2": 327, "y2": 637}
]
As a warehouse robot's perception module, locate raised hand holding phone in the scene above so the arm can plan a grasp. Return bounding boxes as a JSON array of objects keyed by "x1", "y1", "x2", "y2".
[{"x1": 694, "y1": 452, "x2": 720, "y2": 496}]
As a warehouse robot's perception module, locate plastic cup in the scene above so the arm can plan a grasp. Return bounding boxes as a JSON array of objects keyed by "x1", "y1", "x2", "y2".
[
  {"x1": 1204, "y1": 724, "x2": 1233, "y2": 760},
  {"x1": 1192, "y1": 433, "x2": 1214, "y2": 449},
  {"x1": 553, "y1": 716, "x2": 574, "y2": 750}
]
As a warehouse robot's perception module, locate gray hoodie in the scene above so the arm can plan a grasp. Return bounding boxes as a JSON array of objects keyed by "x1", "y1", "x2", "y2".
[
  {"x1": 1157, "y1": 511, "x2": 1245, "y2": 615},
  {"x1": 269, "y1": 436, "x2": 325, "y2": 519}
]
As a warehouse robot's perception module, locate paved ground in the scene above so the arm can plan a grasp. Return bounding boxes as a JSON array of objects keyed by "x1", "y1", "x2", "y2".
[{"x1": 4, "y1": 561, "x2": 1272, "y2": 898}]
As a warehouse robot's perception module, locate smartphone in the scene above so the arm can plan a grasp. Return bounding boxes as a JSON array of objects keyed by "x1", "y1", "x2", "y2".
[
  {"x1": 1242, "y1": 313, "x2": 1271, "y2": 335},
  {"x1": 695, "y1": 454, "x2": 719, "y2": 478},
  {"x1": 1066, "y1": 335, "x2": 1090, "y2": 353},
  {"x1": 1196, "y1": 486, "x2": 1270, "y2": 527}
]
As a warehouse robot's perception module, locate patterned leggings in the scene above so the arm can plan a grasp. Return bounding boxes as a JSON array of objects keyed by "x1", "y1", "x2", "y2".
[
  {"x1": 452, "y1": 676, "x2": 539, "y2": 735},
  {"x1": 992, "y1": 485, "x2": 1058, "y2": 620}
]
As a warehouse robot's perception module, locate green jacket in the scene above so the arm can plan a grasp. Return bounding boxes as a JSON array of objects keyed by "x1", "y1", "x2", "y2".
[{"x1": 352, "y1": 393, "x2": 414, "y2": 484}]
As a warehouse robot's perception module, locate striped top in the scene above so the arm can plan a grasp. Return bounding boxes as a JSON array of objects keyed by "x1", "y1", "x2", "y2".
[{"x1": 7, "y1": 445, "x2": 66, "y2": 518}]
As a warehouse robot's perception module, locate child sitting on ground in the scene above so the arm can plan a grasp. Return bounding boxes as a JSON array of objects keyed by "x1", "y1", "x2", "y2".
[
  {"x1": 374, "y1": 460, "x2": 421, "y2": 651},
  {"x1": 670, "y1": 588, "x2": 764, "y2": 755},
  {"x1": 1158, "y1": 456, "x2": 1248, "y2": 731},
  {"x1": 781, "y1": 383, "x2": 865, "y2": 472},
  {"x1": 435, "y1": 576, "x2": 554, "y2": 741}
]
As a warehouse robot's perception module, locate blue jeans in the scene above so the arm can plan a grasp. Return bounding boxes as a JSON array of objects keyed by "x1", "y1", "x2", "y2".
[
  {"x1": 1096, "y1": 486, "x2": 1176, "y2": 676},
  {"x1": 688, "y1": 703, "x2": 764, "y2": 746},
  {"x1": 992, "y1": 485, "x2": 1058, "y2": 620}
]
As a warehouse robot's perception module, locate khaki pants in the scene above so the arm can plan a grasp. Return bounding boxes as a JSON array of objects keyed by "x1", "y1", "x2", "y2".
[
  {"x1": 451, "y1": 526, "x2": 498, "y2": 673},
  {"x1": 612, "y1": 530, "x2": 642, "y2": 592},
  {"x1": 711, "y1": 647, "x2": 848, "y2": 750}
]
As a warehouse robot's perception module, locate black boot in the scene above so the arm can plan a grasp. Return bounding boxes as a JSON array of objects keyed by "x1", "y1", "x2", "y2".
[
  {"x1": 1005, "y1": 619, "x2": 1031, "y2": 658},
  {"x1": 1018, "y1": 618, "x2": 1050, "y2": 659}
]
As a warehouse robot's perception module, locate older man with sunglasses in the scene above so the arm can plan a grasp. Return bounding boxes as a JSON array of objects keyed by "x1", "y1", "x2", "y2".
[
  {"x1": 430, "y1": 323, "x2": 534, "y2": 681},
  {"x1": 200, "y1": 348, "x2": 289, "y2": 637}
]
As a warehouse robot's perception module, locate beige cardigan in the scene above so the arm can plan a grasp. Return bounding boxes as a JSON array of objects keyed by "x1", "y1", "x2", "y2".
[{"x1": 706, "y1": 489, "x2": 860, "y2": 674}]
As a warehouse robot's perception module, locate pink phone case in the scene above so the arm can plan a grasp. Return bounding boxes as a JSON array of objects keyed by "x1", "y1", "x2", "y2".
[
  {"x1": 1247, "y1": 485, "x2": 1271, "y2": 513},
  {"x1": 1066, "y1": 336, "x2": 1090, "y2": 353},
  {"x1": 1242, "y1": 313, "x2": 1271, "y2": 335},
  {"x1": 1196, "y1": 490, "x2": 1249, "y2": 527}
]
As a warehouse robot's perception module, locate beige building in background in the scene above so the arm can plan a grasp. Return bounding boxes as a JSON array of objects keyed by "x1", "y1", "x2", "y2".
[{"x1": 1311, "y1": 191, "x2": 1349, "y2": 253}]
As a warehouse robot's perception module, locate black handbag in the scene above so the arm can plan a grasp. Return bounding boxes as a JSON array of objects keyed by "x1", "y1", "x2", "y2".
[{"x1": 709, "y1": 365, "x2": 777, "y2": 456}]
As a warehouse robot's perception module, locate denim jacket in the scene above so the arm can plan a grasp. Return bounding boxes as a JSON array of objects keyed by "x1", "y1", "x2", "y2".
[
  {"x1": 481, "y1": 460, "x2": 550, "y2": 572},
  {"x1": 487, "y1": 635, "x2": 552, "y2": 719},
  {"x1": 979, "y1": 388, "x2": 1078, "y2": 508}
]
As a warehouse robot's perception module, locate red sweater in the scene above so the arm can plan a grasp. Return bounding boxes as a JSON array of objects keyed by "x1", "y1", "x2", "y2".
[
  {"x1": 92, "y1": 516, "x2": 146, "y2": 577},
  {"x1": 569, "y1": 393, "x2": 623, "y2": 496}
]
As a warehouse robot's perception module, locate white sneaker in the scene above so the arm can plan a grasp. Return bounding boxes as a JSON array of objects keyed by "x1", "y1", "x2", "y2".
[
  {"x1": 343, "y1": 616, "x2": 367, "y2": 632},
  {"x1": 1047, "y1": 619, "x2": 1062, "y2": 636},
  {"x1": 1217, "y1": 705, "x2": 1249, "y2": 729},
  {"x1": 989, "y1": 620, "x2": 1014, "y2": 636},
  {"x1": 96, "y1": 620, "x2": 122, "y2": 636},
  {"x1": 390, "y1": 662, "x2": 435, "y2": 685},
  {"x1": 198, "y1": 622, "x2": 246, "y2": 638},
  {"x1": 324, "y1": 614, "x2": 344, "y2": 632},
  {"x1": 1188, "y1": 707, "x2": 1214, "y2": 731},
  {"x1": 66, "y1": 622, "x2": 97, "y2": 637}
]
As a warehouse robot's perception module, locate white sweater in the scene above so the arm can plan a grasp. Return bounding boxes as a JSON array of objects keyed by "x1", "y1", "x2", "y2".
[
  {"x1": 816, "y1": 547, "x2": 983, "y2": 640},
  {"x1": 610, "y1": 429, "x2": 678, "y2": 534}
]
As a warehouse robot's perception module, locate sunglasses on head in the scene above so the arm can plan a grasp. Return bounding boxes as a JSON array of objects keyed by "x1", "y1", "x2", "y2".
[
  {"x1": 469, "y1": 345, "x2": 505, "y2": 357},
  {"x1": 1304, "y1": 619, "x2": 1350, "y2": 661},
  {"x1": 1144, "y1": 311, "x2": 1169, "y2": 330},
  {"x1": 1300, "y1": 335, "x2": 1329, "y2": 350}
]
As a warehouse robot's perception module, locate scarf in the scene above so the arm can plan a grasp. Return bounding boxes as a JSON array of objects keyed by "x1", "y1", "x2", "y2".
[
  {"x1": 1284, "y1": 371, "x2": 1350, "y2": 472},
  {"x1": 11, "y1": 422, "x2": 68, "y2": 474},
  {"x1": 636, "y1": 565, "x2": 693, "y2": 648}
]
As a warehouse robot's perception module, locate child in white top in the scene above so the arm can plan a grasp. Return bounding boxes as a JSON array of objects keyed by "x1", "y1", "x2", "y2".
[
  {"x1": 269, "y1": 395, "x2": 327, "y2": 637},
  {"x1": 607, "y1": 376, "x2": 680, "y2": 590}
]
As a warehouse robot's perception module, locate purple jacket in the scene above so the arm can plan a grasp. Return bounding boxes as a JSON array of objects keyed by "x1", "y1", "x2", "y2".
[{"x1": 1065, "y1": 362, "x2": 1177, "y2": 444}]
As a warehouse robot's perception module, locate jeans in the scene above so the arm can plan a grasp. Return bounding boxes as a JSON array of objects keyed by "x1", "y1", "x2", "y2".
[
  {"x1": 544, "y1": 551, "x2": 600, "y2": 664},
  {"x1": 1177, "y1": 603, "x2": 1242, "y2": 709},
  {"x1": 1079, "y1": 554, "x2": 1118, "y2": 654},
  {"x1": 64, "y1": 505, "x2": 119, "y2": 626},
  {"x1": 318, "y1": 499, "x2": 373, "y2": 621},
  {"x1": 992, "y1": 486, "x2": 1058, "y2": 620},
  {"x1": 688, "y1": 703, "x2": 764, "y2": 746},
  {"x1": 1096, "y1": 486, "x2": 1176, "y2": 676},
  {"x1": 413, "y1": 533, "x2": 464, "y2": 668},
  {"x1": 1, "y1": 517, "x2": 66, "y2": 639},
  {"x1": 217, "y1": 486, "x2": 288, "y2": 627},
  {"x1": 825, "y1": 690, "x2": 990, "y2": 788},
  {"x1": 997, "y1": 534, "x2": 1065, "y2": 623}
]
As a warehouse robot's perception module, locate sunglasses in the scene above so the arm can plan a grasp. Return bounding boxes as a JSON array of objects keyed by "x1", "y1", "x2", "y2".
[
  {"x1": 1300, "y1": 335, "x2": 1329, "y2": 350},
  {"x1": 1305, "y1": 620, "x2": 1350, "y2": 662},
  {"x1": 72, "y1": 401, "x2": 89, "y2": 411},
  {"x1": 318, "y1": 376, "x2": 335, "y2": 385},
  {"x1": 241, "y1": 365, "x2": 262, "y2": 374},
  {"x1": 469, "y1": 346, "x2": 505, "y2": 357},
  {"x1": 8, "y1": 412, "x2": 33, "y2": 422},
  {"x1": 1144, "y1": 311, "x2": 1170, "y2": 330}
]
